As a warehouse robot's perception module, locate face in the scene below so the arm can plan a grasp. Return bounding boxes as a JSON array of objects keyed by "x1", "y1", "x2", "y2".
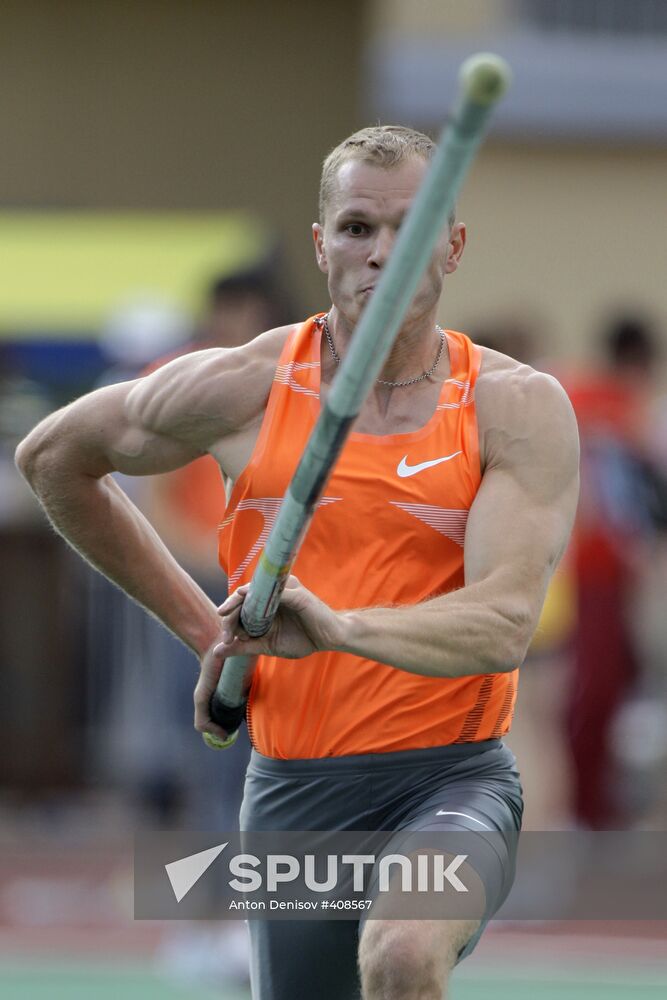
[{"x1": 312, "y1": 157, "x2": 465, "y2": 327}]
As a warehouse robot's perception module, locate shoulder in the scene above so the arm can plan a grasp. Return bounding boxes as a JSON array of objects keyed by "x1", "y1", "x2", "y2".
[
  {"x1": 126, "y1": 324, "x2": 296, "y2": 446},
  {"x1": 475, "y1": 345, "x2": 579, "y2": 475},
  {"x1": 475, "y1": 345, "x2": 574, "y2": 426}
]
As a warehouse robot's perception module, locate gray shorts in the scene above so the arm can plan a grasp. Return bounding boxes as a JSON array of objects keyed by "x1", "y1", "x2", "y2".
[{"x1": 239, "y1": 740, "x2": 523, "y2": 1000}]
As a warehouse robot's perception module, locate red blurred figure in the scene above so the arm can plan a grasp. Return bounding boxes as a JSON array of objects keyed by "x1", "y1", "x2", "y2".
[{"x1": 565, "y1": 315, "x2": 660, "y2": 828}]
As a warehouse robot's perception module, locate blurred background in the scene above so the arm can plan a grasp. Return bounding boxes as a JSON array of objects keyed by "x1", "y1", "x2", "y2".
[{"x1": 1, "y1": 1, "x2": 666, "y2": 997}]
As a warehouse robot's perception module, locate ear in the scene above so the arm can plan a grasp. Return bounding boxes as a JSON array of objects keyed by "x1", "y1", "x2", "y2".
[
  {"x1": 445, "y1": 222, "x2": 466, "y2": 275},
  {"x1": 312, "y1": 223, "x2": 328, "y2": 274}
]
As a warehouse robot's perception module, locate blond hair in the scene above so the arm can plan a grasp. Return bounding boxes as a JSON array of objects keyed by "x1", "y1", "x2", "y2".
[{"x1": 319, "y1": 124, "x2": 453, "y2": 224}]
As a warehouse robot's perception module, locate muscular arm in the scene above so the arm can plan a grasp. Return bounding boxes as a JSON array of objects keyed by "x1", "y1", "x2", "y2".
[
  {"x1": 15, "y1": 335, "x2": 282, "y2": 656},
  {"x1": 217, "y1": 367, "x2": 580, "y2": 678},
  {"x1": 335, "y1": 371, "x2": 579, "y2": 676}
]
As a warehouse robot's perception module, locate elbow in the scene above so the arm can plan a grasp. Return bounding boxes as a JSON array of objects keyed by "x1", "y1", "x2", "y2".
[
  {"x1": 15, "y1": 432, "x2": 40, "y2": 485},
  {"x1": 488, "y1": 644, "x2": 523, "y2": 676},
  {"x1": 497, "y1": 636, "x2": 529, "y2": 674},
  {"x1": 489, "y1": 602, "x2": 534, "y2": 673},
  {"x1": 15, "y1": 422, "x2": 58, "y2": 491}
]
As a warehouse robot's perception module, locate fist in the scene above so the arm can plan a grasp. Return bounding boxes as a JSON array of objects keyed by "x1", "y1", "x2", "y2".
[{"x1": 214, "y1": 575, "x2": 344, "y2": 661}]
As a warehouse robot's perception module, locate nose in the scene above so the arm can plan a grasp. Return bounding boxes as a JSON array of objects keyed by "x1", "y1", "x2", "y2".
[{"x1": 367, "y1": 227, "x2": 395, "y2": 269}]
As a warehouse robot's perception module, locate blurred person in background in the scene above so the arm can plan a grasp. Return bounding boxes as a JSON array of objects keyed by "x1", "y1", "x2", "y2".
[
  {"x1": 565, "y1": 313, "x2": 667, "y2": 828},
  {"x1": 141, "y1": 248, "x2": 297, "y2": 831},
  {"x1": 147, "y1": 248, "x2": 295, "y2": 579}
]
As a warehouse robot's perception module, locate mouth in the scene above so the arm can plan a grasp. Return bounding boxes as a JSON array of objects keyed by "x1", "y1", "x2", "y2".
[{"x1": 360, "y1": 286, "x2": 376, "y2": 295}]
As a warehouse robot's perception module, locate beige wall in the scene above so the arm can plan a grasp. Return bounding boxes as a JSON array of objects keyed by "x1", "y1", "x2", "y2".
[
  {"x1": 370, "y1": 0, "x2": 667, "y2": 360},
  {"x1": 2, "y1": 0, "x2": 665, "y2": 358},
  {"x1": 0, "y1": 0, "x2": 367, "y2": 314},
  {"x1": 371, "y1": 0, "x2": 515, "y2": 35},
  {"x1": 437, "y1": 141, "x2": 667, "y2": 361}
]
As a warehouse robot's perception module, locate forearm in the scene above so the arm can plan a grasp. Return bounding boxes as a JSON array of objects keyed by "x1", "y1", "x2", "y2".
[
  {"x1": 335, "y1": 584, "x2": 530, "y2": 678},
  {"x1": 24, "y1": 468, "x2": 221, "y2": 656}
]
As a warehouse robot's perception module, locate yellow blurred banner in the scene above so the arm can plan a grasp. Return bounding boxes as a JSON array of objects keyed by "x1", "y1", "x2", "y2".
[{"x1": 0, "y1": 211, "x2": 269, "y2": 338}]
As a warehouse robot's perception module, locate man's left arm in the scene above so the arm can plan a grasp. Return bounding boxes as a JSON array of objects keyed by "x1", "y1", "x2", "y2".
[{"x1": 217, "y1": 371, "x2": 579, "y2": 678}]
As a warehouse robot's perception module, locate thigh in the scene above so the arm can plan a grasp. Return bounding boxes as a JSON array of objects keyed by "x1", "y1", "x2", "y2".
[
  {"x1": 366, "y1": 744, "x2": 523, "y2": 963},
  {"x1": 407, "y1": 804, "x2": 520, "y2": 960},
  {"x1": 249, "y1": 919, "x2": 360, "y2": 1000},
  {"x1": 240, "y1": 756, "x2": 372, "y2": 999}
]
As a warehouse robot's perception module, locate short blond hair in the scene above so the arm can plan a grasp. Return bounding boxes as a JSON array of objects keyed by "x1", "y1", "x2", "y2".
[{"x1": 319, "y1": 124, "x2": 443, "y2": 223}]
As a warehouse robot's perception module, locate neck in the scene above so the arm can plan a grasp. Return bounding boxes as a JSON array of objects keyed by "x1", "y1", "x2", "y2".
[{"x1": 327, "y1": 306, "x2": 444, "y2": 384}]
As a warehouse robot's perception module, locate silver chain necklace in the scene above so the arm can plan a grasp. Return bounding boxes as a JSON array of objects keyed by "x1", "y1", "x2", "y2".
[{"x1": 316, "y1": 313, "x2": 445, "y2": 388}]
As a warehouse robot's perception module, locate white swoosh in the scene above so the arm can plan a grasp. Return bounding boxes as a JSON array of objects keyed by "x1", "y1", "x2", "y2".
[
  {"x1": 397, "y1": 451, "x2": 462, "y2": 478},
  {"x1": 435, "y1": 811, "x2": 491, "y2": 829}
]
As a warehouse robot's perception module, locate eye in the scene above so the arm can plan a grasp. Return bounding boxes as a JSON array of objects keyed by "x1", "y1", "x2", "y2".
[{"x1": 345, "y1": 223, "x2": 367, "y2": 237}]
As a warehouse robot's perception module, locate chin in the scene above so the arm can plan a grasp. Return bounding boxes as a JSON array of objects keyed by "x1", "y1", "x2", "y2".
[{"x1": 337, "y1": 301, "x2": 363, "y2": 326}]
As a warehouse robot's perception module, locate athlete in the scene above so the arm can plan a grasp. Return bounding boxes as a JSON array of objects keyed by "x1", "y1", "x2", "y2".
[{"x1": 16, "y1": 126, "x2": 579, "y2": 999}]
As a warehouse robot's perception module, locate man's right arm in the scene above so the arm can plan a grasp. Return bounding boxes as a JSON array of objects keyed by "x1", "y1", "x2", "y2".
[{"x1": 14, "y1": 336, "x2": 280, "y2": 657}]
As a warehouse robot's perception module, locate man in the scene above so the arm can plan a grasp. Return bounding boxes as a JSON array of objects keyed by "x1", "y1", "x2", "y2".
[{"x1": 16, "y1": 125, "x2": 579, "y2": 999}]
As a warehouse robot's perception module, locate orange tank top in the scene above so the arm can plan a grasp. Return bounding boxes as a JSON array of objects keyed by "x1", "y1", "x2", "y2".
[{"x1": 218, "y1": 315, "x2": 518, "y2": 758}]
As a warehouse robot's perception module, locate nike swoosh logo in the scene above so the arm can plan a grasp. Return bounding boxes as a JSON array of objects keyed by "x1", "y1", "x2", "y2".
[
  {"x1": 397, "y1": 451, "x2": 462, "y2": 478},
  {"x1": 435, "y1": 811, "x2": 491, "y2": 829}
]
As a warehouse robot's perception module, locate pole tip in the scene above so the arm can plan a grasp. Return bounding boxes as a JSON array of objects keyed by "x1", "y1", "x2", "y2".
[{"x1": 459, "y1": 53, "x2": 512, "y2": 105}]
